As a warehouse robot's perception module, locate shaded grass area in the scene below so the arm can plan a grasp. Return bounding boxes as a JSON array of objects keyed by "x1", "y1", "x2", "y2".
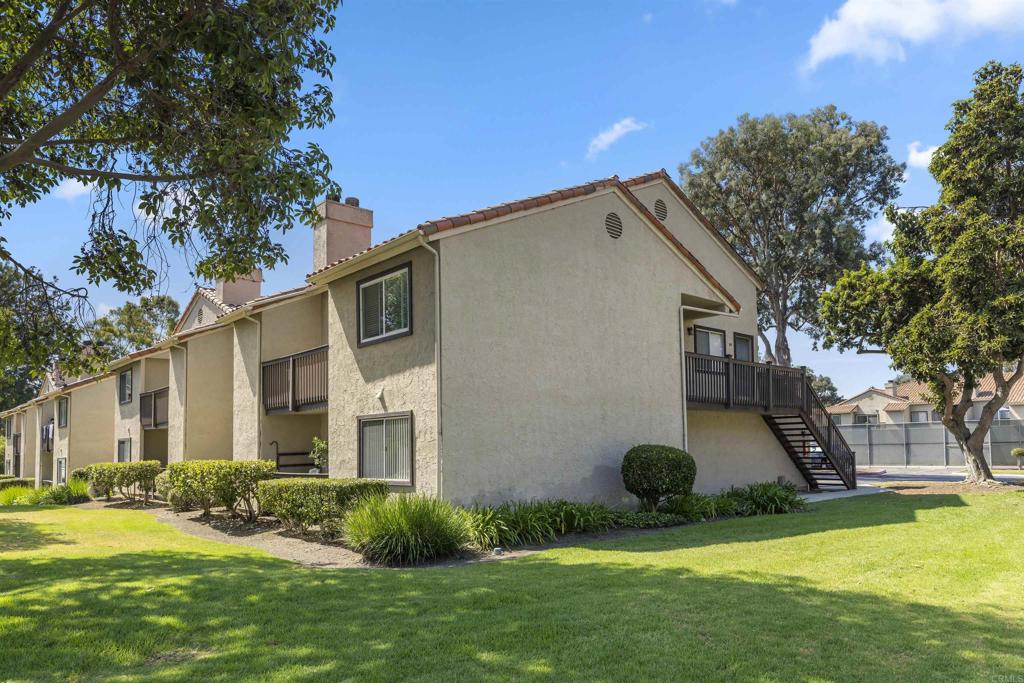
[{"x1": 1, "y1": 492, "x2": 1022, "y2": 682}]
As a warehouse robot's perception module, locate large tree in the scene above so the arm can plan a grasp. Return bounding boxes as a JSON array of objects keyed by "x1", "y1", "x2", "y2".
[
  {"x1": 0, "y1": 261, "x2": 93, "y2": 410},
  {"x1": 680, "y1": 106, "x2": 904, "y2": 366},
  {"x1": 87, "y1": 295, "x2": 179, "y2": 359},
  {"x1": 809, "y1": 372, "x2": 843, "y2": 406},
  {"x1": 0, "y1": 0, "x2": 340, "y2": 376},
  {"x1": 820, "y1": 62, "x2": 1024, "y2": 484}
]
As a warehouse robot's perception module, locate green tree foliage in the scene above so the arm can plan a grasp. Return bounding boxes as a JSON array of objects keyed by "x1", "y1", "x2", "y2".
[
  {"x1": 0, "y1": 261, "x2": 98, "y2": 409},
  {"x1": 0, "y1": 0, "x2": 340, "y2": 376},
  {"x1": 809, "y1": 373, "x2": 844, "y2": 406},
  {"x1": 87, "y1": 295, "x2": 179, "y2": 359},
  {"x1": 680, "y1": 106, "x2": 904, "y2": 366},
  {"x1": 820, "y1": 62, "x2": 1024, "y2": 484}
]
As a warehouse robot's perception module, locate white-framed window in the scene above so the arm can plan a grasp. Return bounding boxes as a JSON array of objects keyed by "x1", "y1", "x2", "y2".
[
  {"x1": 118, "y1": 369, "x2": 133, "y2": 404},
  {"x1": 998, "y1": 406, "x2": 1012, "y2": 420},
  {"x1": 358, "y1": 265, "x2": 411, "y2": 345},
  {"x1": 695, "y1": 327, "x2": 726, "y2": 357},
  {"x1": 117, "y1": 438, "x2": 131, "y2": 462},
  {"x1": 358, "y1": 412, "x2": 413, "y2": 485},
  {"x1": 56, "y1": 457, "x2": 67, "y2": 484},
  {"x1": 57, "y1": 397, "x2": 69, "y2": 428},
  {"x1": 734, "y1": 333, "x2": 754, "y2": 362},
  {"x1": 854, "y1": 413, "x2": 879, "y2": 425},
  {"x1": 910, "y1": 410, "x2": 930, "y2": 423}
]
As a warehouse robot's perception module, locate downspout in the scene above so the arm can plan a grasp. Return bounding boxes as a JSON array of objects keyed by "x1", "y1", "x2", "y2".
[
  {"x1": 679, "y1": 304, "x2": 741, "y2": 452},
  {"x1": 419, "y1": 236, "x2": 443, "y2": 498}
]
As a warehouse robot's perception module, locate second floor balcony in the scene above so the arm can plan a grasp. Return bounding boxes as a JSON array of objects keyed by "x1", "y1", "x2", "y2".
[
  {"x1": 262, "y1": 345, "x2": 328, "y2": 414},
  {"x1": 140, "y1": 388, "x2": 169, "y2": 429}
]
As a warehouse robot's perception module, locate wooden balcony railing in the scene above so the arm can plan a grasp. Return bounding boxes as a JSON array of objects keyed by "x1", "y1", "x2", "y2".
[
  {"x1": 140, "y1": 387, "x2": 169, "y2": 429},
  {"x1": 685, "y1": 353, "x2": 857, "y2": 489},
  {"x1": 262, "y1": 345, "x2": 328, "y2": 413}
]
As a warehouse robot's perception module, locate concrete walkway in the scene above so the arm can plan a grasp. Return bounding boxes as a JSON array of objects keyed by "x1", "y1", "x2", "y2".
[
  {"x1": 803, "y1": 483, "x2": 887, "y2": 504},
  {"x1": 858, "y1": 466, "x2": 1024, "y2": 484}
]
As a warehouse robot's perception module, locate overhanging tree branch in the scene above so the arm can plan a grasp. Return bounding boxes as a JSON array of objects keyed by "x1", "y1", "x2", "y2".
[{"x1": 27, "y1": 157, "x2": 197, "y2": 183}]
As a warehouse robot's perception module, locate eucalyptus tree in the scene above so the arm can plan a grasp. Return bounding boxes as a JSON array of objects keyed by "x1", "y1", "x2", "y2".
[{"x1": 680, "y1": 106, "x2": 903, "y2": 366}]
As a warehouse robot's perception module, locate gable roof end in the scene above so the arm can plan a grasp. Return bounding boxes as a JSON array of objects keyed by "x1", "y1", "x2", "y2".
[{"x1": 622, "y1": 169, "x2": 764, "y2": 289}]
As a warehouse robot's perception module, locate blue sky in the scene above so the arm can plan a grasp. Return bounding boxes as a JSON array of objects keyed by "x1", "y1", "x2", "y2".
[{"x1": 5, "y1": 0, "x2": 1024, "y2": 398}]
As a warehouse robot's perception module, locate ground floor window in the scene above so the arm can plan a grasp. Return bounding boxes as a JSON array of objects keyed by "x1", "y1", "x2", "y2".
[
  {"x1": 358, "y1": 412, "x2": 413, "y2": 485},
  {"x1": 117, "y1": 438, "x2": 131, "y2": 462},
  {"x1": 56, "y1": 457, "x2": 67, "y2": 484}
]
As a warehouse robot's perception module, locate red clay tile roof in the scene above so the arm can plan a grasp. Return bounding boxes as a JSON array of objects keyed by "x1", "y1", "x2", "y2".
[
  {"x1": 826, "y1": 403, "x2": 861, "y2": 414},
  {"x1": 197, "y1": 287, "x2": 239, "y2": 315},
  {"x1": 306, "y1": 227, "x2": 422, "y2": 278},
  {"x1": 622, "y1": 169, "x2": 763, "y2": 289}
]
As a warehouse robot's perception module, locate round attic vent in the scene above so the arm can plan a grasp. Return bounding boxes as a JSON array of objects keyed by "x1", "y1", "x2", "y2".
[
  {"x1": 605, "y1": 212, "x2": 623, "y2": 239},
  {"x1": 653, "y1": 198, "x2": 668, "y2": 221}
]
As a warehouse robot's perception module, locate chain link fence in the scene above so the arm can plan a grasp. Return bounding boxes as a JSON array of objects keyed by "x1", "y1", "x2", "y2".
[{"x1": 838, "y1": 420, "x2": 1024, "y2": 468}]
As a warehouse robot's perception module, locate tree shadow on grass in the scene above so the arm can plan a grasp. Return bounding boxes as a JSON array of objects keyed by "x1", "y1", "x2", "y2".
[
  {"x1": 0, "y1": 537, "x2": 1019, "y2": 682},
  {"x1": 0, "y1": 518, "x2": 70, "y2": 552}
]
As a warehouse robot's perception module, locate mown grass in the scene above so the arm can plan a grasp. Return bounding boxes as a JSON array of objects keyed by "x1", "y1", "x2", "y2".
[{"x1": 1, "y1": 492, "x2": 1022, "y2": 682}]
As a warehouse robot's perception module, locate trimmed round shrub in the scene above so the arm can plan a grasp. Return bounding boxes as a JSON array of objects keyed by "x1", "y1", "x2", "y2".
[
  {"x1": 344, "y1": 494, "x2": 471, "y2": 565},
  {"x1": 621, "y1": 444, "x2": 696, "y2": 512},
  {"x1": 167, "y1": 460, "x2": 276, "y2": 517},
  {"x1": 257, "y1": 477, "x2": 388, "y2": 536}
]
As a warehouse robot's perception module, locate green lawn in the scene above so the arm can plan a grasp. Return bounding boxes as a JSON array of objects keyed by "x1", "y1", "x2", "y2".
[{"x1": 1, "y1": 492, "x2": 1022, "y2": 682}]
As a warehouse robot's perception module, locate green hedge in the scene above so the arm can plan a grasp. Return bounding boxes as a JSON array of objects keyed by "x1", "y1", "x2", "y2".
[
  {"x1": 256, "y1": 477, "x2": 388, "y2": 536},
  {"x1": 0, "y1": 478, "x2": 33, "y2": 491},
  {"x1": 0, "y1": 474, "x2": 17, "y2": 480},
  {"x1": 621, "y1": 444, "x2": 696, "y2": 511},
  {"x1": 83, "y1": 462, "x2": 163, "y2": 503},
  {"x1": 166, "y1": 460, "x2": 276, "y2": 520}
]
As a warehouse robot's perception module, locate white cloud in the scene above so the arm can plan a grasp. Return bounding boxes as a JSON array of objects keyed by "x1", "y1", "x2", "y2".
[
  {"x1": 642, "y1": 12, "x2": 654, "y2": 24},
  {"x1": 906, "y1": 141, "x2": 937, "y2": 169},
  {"x1": 802, "y1": 0, "x2": 1024, "y2": 72},
  {"x1": 586, "y1": 117, "x2": 648, "y2": 161},
  {"x1": 95, "y1": 303, "x2": 114, "y2": 318},
  {"x1": 865, "y1": 214, "x2": 895, "y2": 243},
  {"x1": 52, "y1": 178, "x2": 91, "y2": 200}
]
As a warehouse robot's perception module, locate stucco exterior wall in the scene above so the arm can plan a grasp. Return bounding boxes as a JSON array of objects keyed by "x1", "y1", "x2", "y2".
[
  {"x1": 184, "y1": 329, "x2": 234, "y2": 459},
  {"x1": 260, "y1": 294, "x2": 326, "y2": 361},
  {"x1": 180, "y1": 297, "x2": 222, "y2": 332},
  {"x1": 437, "y1": 190, "x2": 727, "y2": 506},
  {"x1": 144, "y1": 358, "x2": 169, "y2": 392},
  {"x1": 326, "y1": 248, "x2": 438, "y2": 494},
  {"x1": 629, "y1": 182, "x2": 761, "y2": 358},
  {"x1": 20, "y1": 408, "x2": 38, "y2": 483},
  {"x1": 167, "y1": 347, "x2": 187, "y2": 462},
  {"x1": 67, "y1": 377, "x2": 116, "y2": 470},
  {"x1": 233, "y1": 318, "x2": 261, "y2": 459},
  {"x1": 686, "y1": 410, "x2": 807, "y2": 492},
  {"x1": 114, "y1": 362, "x2": 143, "y2": 461}
]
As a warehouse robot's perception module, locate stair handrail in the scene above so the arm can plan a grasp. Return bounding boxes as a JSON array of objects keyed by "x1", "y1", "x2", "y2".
[{"x1": 799, "y1": 376, "x2": 857, "y2": 489}]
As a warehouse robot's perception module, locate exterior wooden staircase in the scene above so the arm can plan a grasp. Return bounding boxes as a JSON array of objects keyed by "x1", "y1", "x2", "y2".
[{"x1": 685, "y1": 354, "x2": 857, "y2": 491}]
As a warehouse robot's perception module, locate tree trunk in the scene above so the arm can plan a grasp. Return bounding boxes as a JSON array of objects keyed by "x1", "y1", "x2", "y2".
[
  {"x1": 773, "y1": 318, "x2": 793, "y2": 367},
  {"x1": 946, "y1": 418, "x2": 997, "y2": 484}
]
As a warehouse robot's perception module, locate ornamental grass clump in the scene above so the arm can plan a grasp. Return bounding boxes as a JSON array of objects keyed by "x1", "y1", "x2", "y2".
[{"x1": 344, "y1": 494, "x2": 472, "y2": 565}]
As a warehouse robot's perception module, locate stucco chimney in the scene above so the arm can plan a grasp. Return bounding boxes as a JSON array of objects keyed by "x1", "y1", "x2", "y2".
[
  {"x1": 313, "y1": 195, "x2": 373, "y2": 271},
  {"x1": 885, "y1": 380, "x2": 899, "y2": 397},
  {"x1": 215, "y1": 269, "x2": 262, "y2": 306}
]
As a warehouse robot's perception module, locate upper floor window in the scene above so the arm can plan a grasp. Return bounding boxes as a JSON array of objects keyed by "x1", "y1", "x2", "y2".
[
  {"x1": 57, "y1": 397, "x2": 69, "y2": 428},
  {"x1": 998, "y1": 406, "x2": 1012, "y2": 420},
  {"x1": 734, "y1": 333, "x2": 754, "y2": 362},
  {"x1": 854, "y1": 413, "x2": 878, "y2": 425},
  {"x1": 695, "y1": 327, "x2": 725, "y2": 357},
  {"x1": 910, "y1": 410, "x2": 929, "y2": 423},
  {"x1": 118, "y1": 369, "x2": 133, "y2": 404},
  {"x1": 358, "y1": 264, "x2": 411, "y2": 346}
]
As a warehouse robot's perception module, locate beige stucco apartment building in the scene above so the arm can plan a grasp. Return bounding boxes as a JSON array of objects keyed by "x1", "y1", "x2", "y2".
[{"x1": 3, "y1": 171, "x2": 856, "y2": 499}]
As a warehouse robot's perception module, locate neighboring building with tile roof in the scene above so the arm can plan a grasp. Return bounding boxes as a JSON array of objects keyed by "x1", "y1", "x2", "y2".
[
  {"x1": 3, "y1": 170, "x2": 856, "y2": 495},
  {"x1": 828, "y1": 376, "x2": 1024, "y2": 425}
]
